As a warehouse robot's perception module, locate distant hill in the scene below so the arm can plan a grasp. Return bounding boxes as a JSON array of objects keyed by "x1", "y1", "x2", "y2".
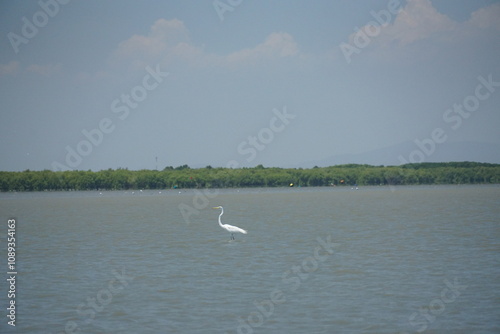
[{"x1": 299, "y1": 141, "x2": 500, "y2": 167}]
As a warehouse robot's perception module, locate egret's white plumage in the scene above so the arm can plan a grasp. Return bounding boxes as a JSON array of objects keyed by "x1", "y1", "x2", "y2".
[{"x1": 212, "y1": 206, "x2": 247, "y2": 240}]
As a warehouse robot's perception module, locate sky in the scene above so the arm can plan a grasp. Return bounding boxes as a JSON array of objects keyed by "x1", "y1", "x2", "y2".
[{"x1": 1, "y1": 0, "x2": 499, "y2": 171}]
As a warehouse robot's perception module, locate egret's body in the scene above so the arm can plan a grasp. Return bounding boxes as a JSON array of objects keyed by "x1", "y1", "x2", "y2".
[{"x1": 212, "y1": 206, "x2": 247, "y2": 240}]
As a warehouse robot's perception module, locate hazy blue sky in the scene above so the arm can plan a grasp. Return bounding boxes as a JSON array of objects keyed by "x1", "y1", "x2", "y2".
[{"x1": 1, "y1": 0, "x2": 499, "y2": 171}]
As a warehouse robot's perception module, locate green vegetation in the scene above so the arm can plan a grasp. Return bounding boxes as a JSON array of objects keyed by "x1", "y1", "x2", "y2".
[{"x1": 0, "y1": 162, "x2": 499, "y2": 192}]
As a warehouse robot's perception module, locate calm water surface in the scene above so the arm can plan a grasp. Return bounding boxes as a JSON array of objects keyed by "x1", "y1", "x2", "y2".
[{"x1": 0, "y1": 185, "x2": 499, "y2": 333}]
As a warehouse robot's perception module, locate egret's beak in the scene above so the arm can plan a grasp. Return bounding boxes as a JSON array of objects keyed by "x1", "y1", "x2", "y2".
[{"x1": 212, "y1": 207, "x2": 219, "y2": 209}]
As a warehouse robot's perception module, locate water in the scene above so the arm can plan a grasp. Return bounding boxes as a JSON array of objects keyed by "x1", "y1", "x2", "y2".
[{"x1": 0, "y1": 185, "x2": 499, "y2": 333}]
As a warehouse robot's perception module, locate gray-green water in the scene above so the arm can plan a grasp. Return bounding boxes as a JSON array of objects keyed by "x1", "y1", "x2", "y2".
[{"x1": 1, "y1": 185, "x2": 499, "y2": 333}]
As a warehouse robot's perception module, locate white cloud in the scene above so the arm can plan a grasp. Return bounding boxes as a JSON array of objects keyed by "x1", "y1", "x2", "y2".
[
  {"x1": 111, "y1": 18, "x2": 203, "y2": 69},
  {"x1": 226, "y1": 32, "x2": 299, "y2": 65},
  {"x1": 111, "y1": 19, "x2": 300, "y2": 69},
  {"x1": 0, "y1": 61, "x2": 20, "y2": 76},
  {"x1": 25, "y1": 63, "x2": 62, "y2": 76},
  {"x1": 386, "y1": 0, "x2": 456, "y2": 44},
  {"x1": 351, "y1": 0, "x2": 457, "y2": 48},
  {"x1": 1, "y1": 61, "x2": 63, "y2": 78},
  {"x1": 341, "y1": 0, "x2": 500, "y2": 66},
  {"x1": 468, "y1": 3, "x2": 500, "y2": 31}
]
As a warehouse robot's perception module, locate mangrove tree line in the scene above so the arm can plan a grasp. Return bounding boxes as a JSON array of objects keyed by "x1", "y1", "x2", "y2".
[{"x1": 0, "y1": 162, "x2": 499, "y2": 192}]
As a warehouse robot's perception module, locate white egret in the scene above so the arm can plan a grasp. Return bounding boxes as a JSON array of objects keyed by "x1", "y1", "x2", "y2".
[{"x1": 212, "y1": 206, "x2": 247, "y2": 240}]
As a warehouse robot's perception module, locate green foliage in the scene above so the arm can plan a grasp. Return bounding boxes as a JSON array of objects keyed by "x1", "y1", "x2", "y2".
[{"x1": 1, "y1": 162, "x2": 499, "y2": 191}]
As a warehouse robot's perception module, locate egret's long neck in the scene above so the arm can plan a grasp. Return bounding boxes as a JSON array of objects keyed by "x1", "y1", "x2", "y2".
[{"x1": 218, "y1": 208, "x2": 224, "y2": 227}]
